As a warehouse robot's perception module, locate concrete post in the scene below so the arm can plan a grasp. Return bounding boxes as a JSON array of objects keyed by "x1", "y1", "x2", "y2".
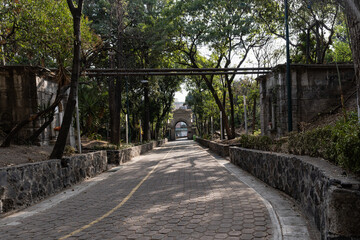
[
  {"x1": 75, "y1": 95, "x2": 82, "y2": 153},
  {"x1": 126, "y1": 114, "x2": 129, "y2": 144}
]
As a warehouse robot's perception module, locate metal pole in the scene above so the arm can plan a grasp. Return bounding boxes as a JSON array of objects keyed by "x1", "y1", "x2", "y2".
[
  {"x1": 125, "y1": 114, "x2": 128, "y2": 144},
  {"x1": 285, "y1": 0, "x2": 293, "y2": 132},
  {"x1": 75, "y1": 95, "x2": 82, "y2": 153},
  {"x1": 126, "y1": 78, "x2": 131, "y2": 142},
  {"x1": 220, "y1": 111, "x2": 223, "y2": 140},
  {"x1": 244, "y1": 96, "x2": 248, "y2": 135},
  {"x1": 211, "y1": 116, "x2": 214, "y2": 139}
]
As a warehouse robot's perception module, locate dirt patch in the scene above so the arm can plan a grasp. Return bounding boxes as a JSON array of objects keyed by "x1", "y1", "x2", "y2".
[
  {"x1": 0, "y1": 138, "x2": 113, "y2": 168},
  {"x1": 0, "y1": 145, "x2": 53, "y2": 168}
]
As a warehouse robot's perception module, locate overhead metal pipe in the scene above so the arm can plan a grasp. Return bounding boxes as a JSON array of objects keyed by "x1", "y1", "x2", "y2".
[
  {"x1": 84, "y1": 71, "x2": 271, "y2": 77},
  {"x1": 84, "y1": 67, "x2": 272, "y2": 72}
]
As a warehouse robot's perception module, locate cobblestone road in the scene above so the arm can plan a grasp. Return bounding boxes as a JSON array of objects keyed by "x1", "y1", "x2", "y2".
[{"x1": 0, "y1": 140, "x2": 276, "y2": 239}]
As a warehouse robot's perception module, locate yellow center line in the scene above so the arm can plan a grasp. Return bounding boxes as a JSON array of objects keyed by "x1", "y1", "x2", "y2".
[{"x1": 59, "y1": 145, "x2": 175, "y2": 240}]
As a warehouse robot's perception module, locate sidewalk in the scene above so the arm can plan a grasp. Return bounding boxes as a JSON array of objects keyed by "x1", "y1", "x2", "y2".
[{"x1": 0, "y1": 140, "x2": 315, "y2": 239}]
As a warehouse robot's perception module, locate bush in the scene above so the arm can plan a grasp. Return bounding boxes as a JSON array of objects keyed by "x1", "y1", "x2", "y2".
[
  {"x1": 64, "y1": 145, "x2": 76, "y2": 156},
  {"x1": 288, "y1": 127, "x2": 333, "y2": 158},
  {"x1": 92, "y1": 144, "x2": 118, "y2": 150},
  {"x1": 288, "y1": 112, "x2": 360, "y2": 173},
  {"x1": 238, "y1": 134, "x2": 273, "y2": 151},
  {"x1": 331, "y1": 115, "x2": 360, "y2": 172}
]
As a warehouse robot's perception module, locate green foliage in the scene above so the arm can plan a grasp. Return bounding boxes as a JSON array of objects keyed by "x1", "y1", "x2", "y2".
[
  {"x1": 78, "y1": 80, "x2": 108, "y2": 138},
  {"x1": 253, "y1": 129, "x2": 261, "y2": 136},
  {"x1": 64, "y1": 145, "x2": 76, "y2": 156},
  {"x1": 1, "y1": 0, "x2": 100, "y2": 66},
  {"x1": 331, "y1": 114, "x2": 360, "y2": 172},
  {"x1": 288, "y1": 113, "x2": 360, "y2": 173},
  {"x1": 92, "y1": 144, "x2": 118, "y2": 150},
  {"x1": 288, "y1": 128, "x2": 333, "y2": 158},
  {"x1": 238, "y1": 134, "x2": 273, "y2": 151},
  {"x1": 325, "y1": 13, "x2": 353, "y2": 63}
]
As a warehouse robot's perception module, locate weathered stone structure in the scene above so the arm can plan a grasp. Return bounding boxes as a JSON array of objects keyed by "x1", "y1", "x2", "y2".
[
  {"x1": 195, "y1": 137, "x2": 230, "y2": 157},
  {"x1": 106, "y1": 139, "x2": 167, "y2": 165},
  {"x1": 259, "y1": 64, "x2": 355, "y2": 137},
  {"x1": 0, "y1": 139, "x2": 167, "y2": 214},
  {"x1": 0, "y1": 66, "x2": 68, "y2": 145},
  {"x1": 195, "y1": 137, "x2": 360, "y2": 239},
  {"x1": 169, "y1": 108, "x2": 195, "y2": 140},
  {"x1": 0, "y1": 151, "x2": 108, "y2": 213},
  {"x1": 229, "y1": 147, "x2": 360, "y2": 240}
]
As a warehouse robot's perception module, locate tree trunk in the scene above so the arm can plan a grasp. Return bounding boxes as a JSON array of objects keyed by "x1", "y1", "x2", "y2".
[
  {"x1": 343, "y1": 0, "x2": 360, "y2": 120},
  {"x1": 201, "y1": 76, "x2": 232, "y2": 139},
  {"x1": 50, "y1": 0, "x2": 83, "y2": 159},
  {"x1": 143, "y1": 82, "x2": 151, "y2": 141}
]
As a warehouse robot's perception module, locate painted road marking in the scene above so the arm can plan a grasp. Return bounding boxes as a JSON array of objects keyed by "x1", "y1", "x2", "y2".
[{"x1": 59, "y1": 145, "x2": 175, "y2": 240}]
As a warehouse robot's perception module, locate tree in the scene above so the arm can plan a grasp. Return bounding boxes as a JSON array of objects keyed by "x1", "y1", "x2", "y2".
[
  {"x1": 185, "y1": 78, "x2": 218, "y2": 137},
  {"x1": 82, "y1": 0, "x2": 180, "y2": 144},
  {"x1": 0, "y1": 0, "x2": 98, "y2": 67},
  {"x1": 168, "y1": 0, "x2": 268, "y2": 139},
  {"x1": 256, "y1": 0, "x2": 340, "y2": 64},
  {"x1": 152, "y1": 76, "x2": 182, "y2": 140},
  {"x1": 0, "y1": 1, "x2": 99, "y2": 147},
  {"x1": 50, "y1": 0, "x2": 84, "y2": 159},
  {"x1": 341, "y1": 0, "x2": 360, "y2": 121}
]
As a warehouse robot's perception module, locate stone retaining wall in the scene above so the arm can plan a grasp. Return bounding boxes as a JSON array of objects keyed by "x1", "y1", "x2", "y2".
[
  {"x1": 107, "y1": 139, "x2": 168, "y2": 165},
  {"x1": 0, "y1": 139, "x2": 168, "y2": 214},
  {"x1": 230, "y1": 147, "x2": 360, "y2": 240},
  {"x1": 0, "y1": 151, "x2": 107, "y2": 214},
  {"x1": 195, "y1": 138, "x2": 229, "y2": 157}
]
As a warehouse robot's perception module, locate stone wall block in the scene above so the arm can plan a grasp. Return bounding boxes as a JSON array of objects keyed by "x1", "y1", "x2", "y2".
[
  {"x1": 227, "y1": 146, "x2": 360, "y2": 240},
  {"x1": 106, "y1": 140, "x2": 166, "y2": 166},
  {"x1": 327, "y1": 188, "x2": 360, "y2": 238},
  {"x1": 0, "y1": 141, "x2": 166, "y2": 214}
]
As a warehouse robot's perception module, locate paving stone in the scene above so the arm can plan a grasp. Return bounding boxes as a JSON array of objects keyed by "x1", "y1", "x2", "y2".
[{"x1": 0, "y1": 140, "x2": 286, "y2": 240}]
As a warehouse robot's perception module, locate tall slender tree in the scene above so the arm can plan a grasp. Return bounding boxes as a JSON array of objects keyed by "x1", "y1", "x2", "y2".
[{"x1": 50, "y1": 0, "x2": 84, "y2": 159}]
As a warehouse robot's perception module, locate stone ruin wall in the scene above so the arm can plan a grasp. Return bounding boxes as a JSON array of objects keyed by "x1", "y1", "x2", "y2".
[
  {"x1": 0, "y1": 66, "x2": 60, "y2": 145},
  {"x1": 259, "y1": 64, "x2": 355, "y2": 137}
]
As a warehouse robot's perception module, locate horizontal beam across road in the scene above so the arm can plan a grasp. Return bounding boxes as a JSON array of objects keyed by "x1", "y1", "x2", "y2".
[
  {"x1": 85, "y1": 67, "x2": 272, "y2": 72},
  {"x1": 84, "y1": 71, "x2": 271, "y2": 76},
  {"x1": 83, "y1": 68, "x2": 272, "y2": 76}
]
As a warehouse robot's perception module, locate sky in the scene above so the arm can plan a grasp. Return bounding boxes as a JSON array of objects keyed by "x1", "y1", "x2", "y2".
[
  {"x1": 173, "y1": 39, "x2": 287, "y2": 103},
  {"x1": 174, "y1": 83, "x2": 188, "y2": 102}
]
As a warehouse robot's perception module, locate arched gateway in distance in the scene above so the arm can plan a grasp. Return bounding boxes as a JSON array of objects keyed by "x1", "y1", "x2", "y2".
[{"x1": 169, "y1": 108, "x2": 194, "y2": 141}]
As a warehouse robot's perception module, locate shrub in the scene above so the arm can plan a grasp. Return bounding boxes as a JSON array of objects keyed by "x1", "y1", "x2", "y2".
[
  {"x1": 288, "y1": 112, "x2": 360, "y2": 173},
  {"x1": 331, "y1": 115, "x2": 360, "y2": 172},
  {"x1": 288, "y1": 127, "x2": 333, "y2": 158},
  {"x1": 64, "y1": 145, "x2": 76, "y2": 156},
  {"x1": 92, "y1": 144, "x2": 118, "y2": 150},
  {"x1": 239, "y1": 134, "x2": 273, "y2": 151}
]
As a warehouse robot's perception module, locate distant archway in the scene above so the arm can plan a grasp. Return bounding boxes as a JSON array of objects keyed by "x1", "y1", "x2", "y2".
[
  {"x1": 169, "y1": 109, "x2": 194, "y2": 141},
  {"x1": 175, "y1": 121, "x2": 188, "y2": 139}
]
